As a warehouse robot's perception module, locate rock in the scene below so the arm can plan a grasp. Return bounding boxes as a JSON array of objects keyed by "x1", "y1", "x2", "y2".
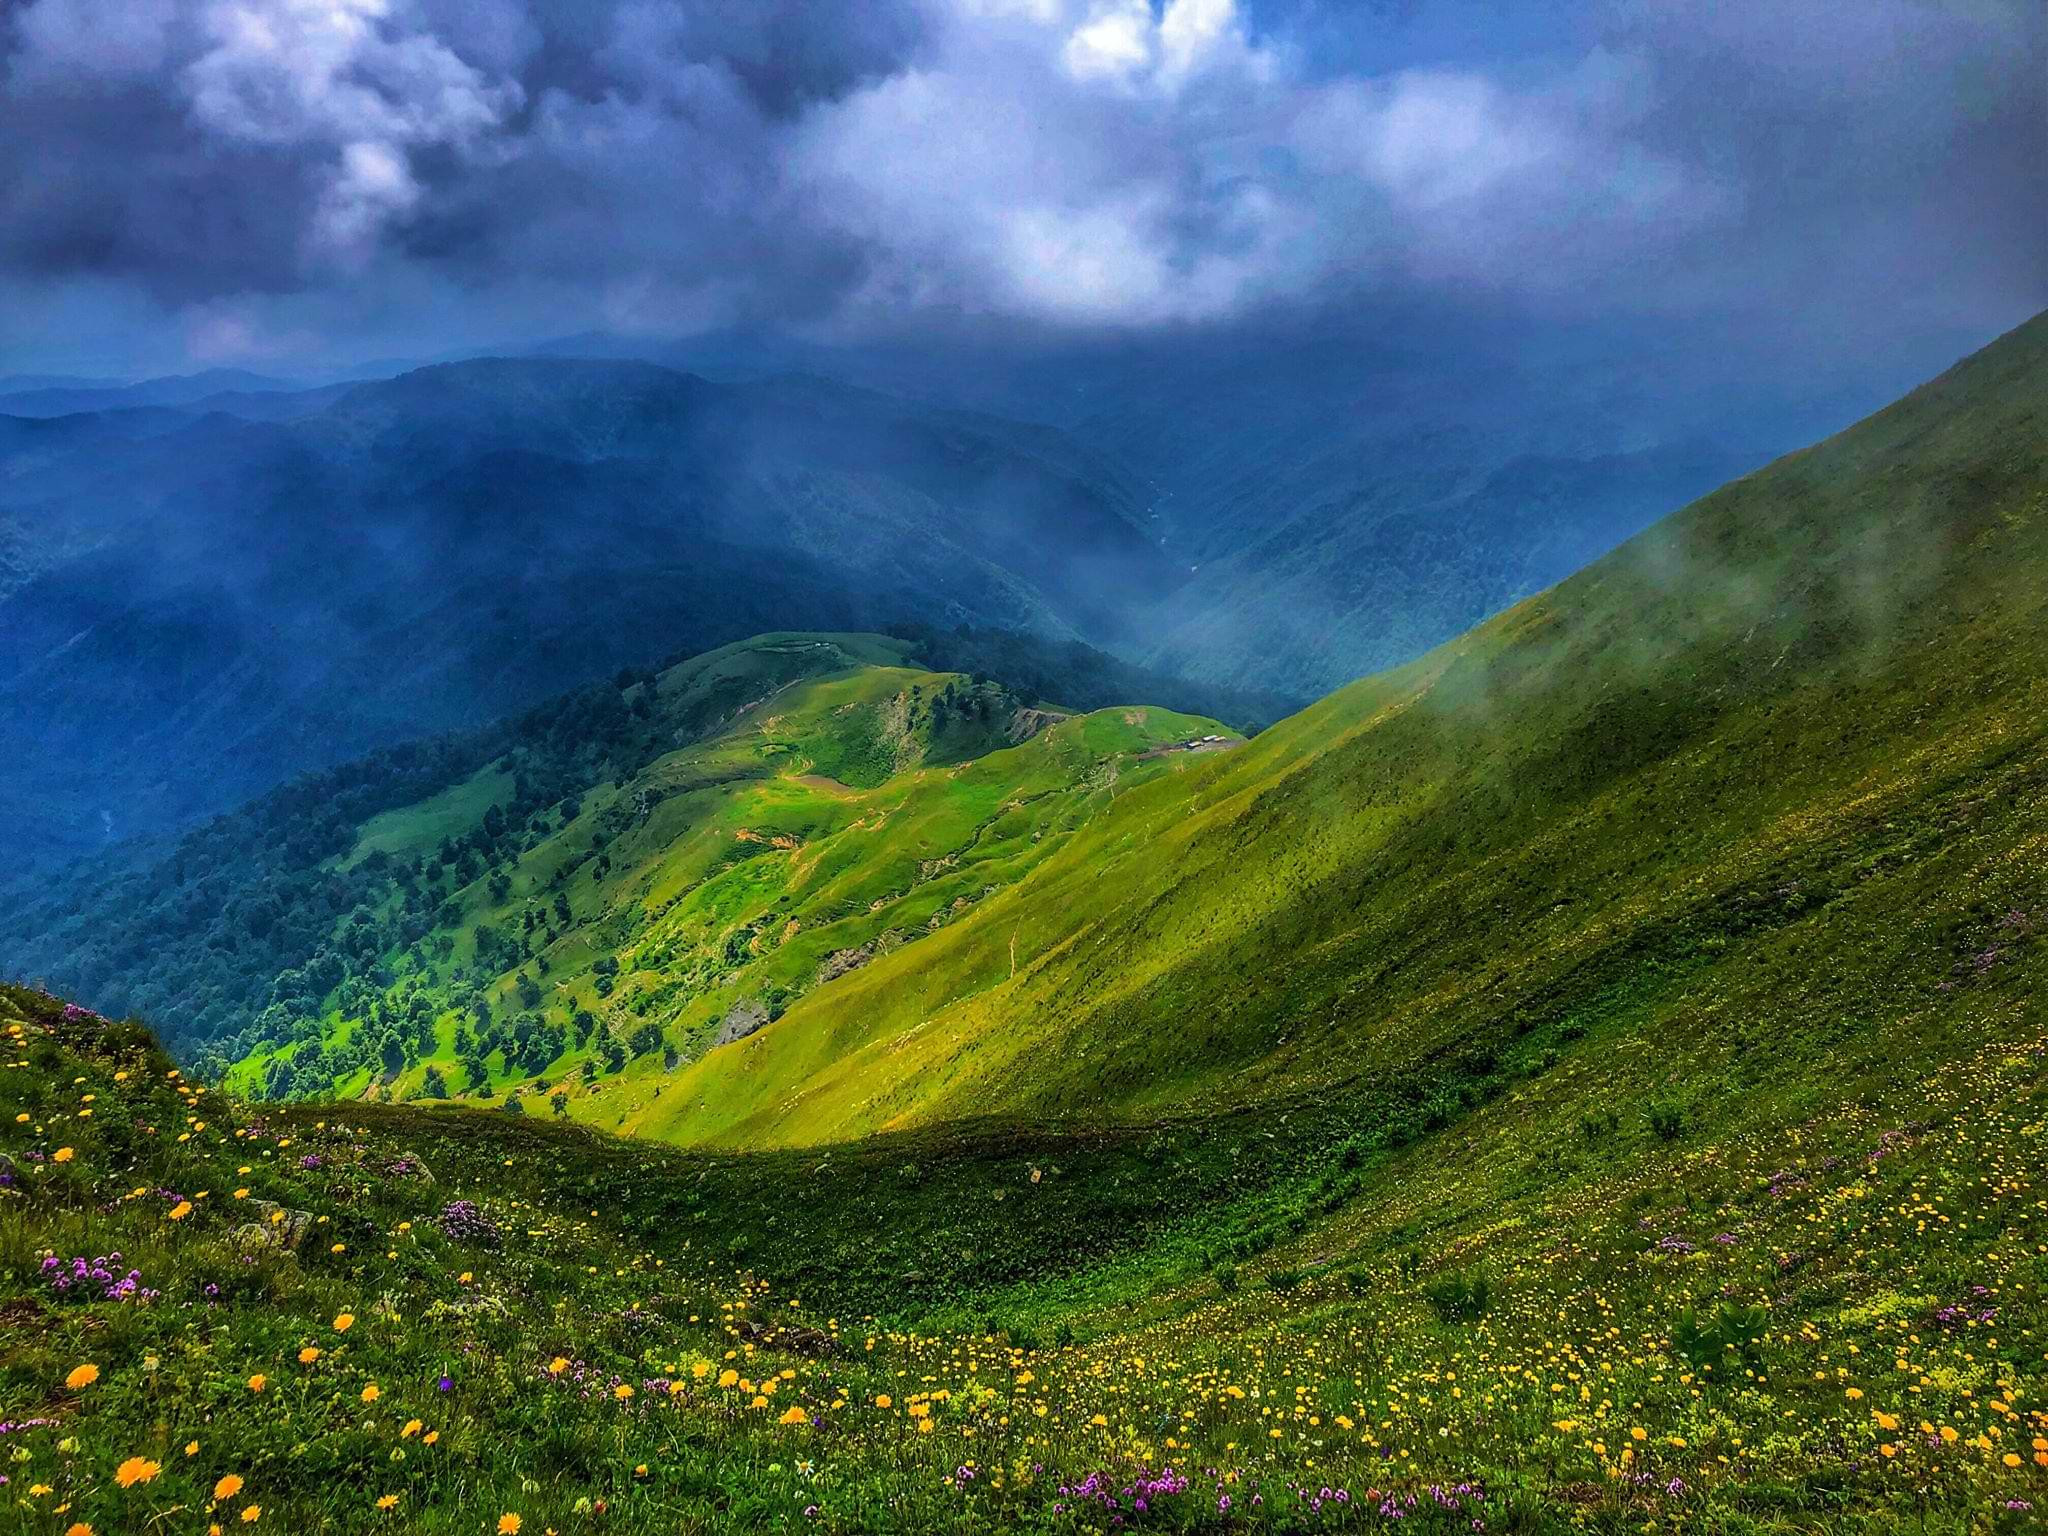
[
  {"x1": 715, "y1": 998, "x2": 771, "y2": 1046},
  {"x1": 244, "y1": 1200, "x2": 315, "y2": 1250},
  {"x1": 815, "y1": 945, "x2": 873, "y2": 985},
  {"x1": 735, "y1": 1316, "x2": 836, "y2": 1356}
]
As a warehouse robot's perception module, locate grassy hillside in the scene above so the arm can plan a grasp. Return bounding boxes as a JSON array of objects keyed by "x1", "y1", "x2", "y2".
[
  {"x1": 659, "y1": 309, "x2": 2048, "y2": 1147},
  {"x1": 166, "y1": 633, "x2": 1232, "y2": 1116},
  {"x1": 10, "y1": 631, "x2": 1244, "y2": 1084},
  {"x1": 7, "y1": 940, "x2": 2048, "y2": 1534}
]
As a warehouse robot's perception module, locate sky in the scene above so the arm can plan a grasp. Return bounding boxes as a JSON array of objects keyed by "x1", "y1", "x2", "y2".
[{"x1": 0, "y1": 0, "x2": 2041, "y2": 380}]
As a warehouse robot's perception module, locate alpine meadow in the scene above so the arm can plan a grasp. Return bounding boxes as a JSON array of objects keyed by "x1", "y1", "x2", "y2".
[{"x1": 2, "y1": 2, "x2": 2044, "y2": 1534}]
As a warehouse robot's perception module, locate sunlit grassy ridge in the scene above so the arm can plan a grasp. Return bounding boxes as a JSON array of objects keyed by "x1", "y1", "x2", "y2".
[{"x1": 221, "y1": 632, "x2": 1229, "y2": 1122}]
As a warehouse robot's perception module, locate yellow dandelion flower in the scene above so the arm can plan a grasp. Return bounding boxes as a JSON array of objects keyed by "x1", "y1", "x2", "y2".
[
  {"x1": 333, "y1": 1313, "x2": 354, "y2": 1332},
  {"x1": 53, "y1": 1147, "x2": 74, "y2": 1163},
  {"x1": 64, "y1": 1364, "x2": 99, "y2": 1390},
  {"x1": 498, "y1": 1516, "x2": 522, "y2": 1535},
  {"x1": 214, "y1": 1474, "x2": 244, "y2": 1500},
  {"x1": 115, "y1": 1457, "x2": 161, "y2": 1488},
  {"x1": 240, "y1": 1506, "x2": 261, "y2": 1524},
  {"x1": 375, "y1": 1495, "x2": 399, "y2": 1511},
  {"x1": 299, "y1": 1347, "x2": 321, "y2": 1364},
  {"x1": 168, "y1": 1201, "x2": 193, "y2": 1220},
  {"x1": 247, "y1": 1374, "x2": 267, "y2": 1393},
  {"x1": 875, "y1": 1393, "x2": 892, "y2": 1409},
  {"x1": 401, "y1": 1419, "x2": 421, "y2": 1439},
  {"x1": 613, "y1": 1383, "x2": 634, "y2": 1400},
  {"x1": 360, "y1": 1383, "x2": 380, "y2": 1403},
  {"x1": 779, "y1": 1405, "x2": 809, "y2": 1425},
  {"x1": 548, "y1": 1357, "x2": 569, "y2": 1376}
]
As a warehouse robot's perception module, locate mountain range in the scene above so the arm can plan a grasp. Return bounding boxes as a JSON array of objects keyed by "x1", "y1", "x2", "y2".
[
  {"x1": 0, "y1": 359, "x2": 1191, "y2": 861},
  {"x1": 5, "y1": 315, "x2": 1922, "y2": 867}
]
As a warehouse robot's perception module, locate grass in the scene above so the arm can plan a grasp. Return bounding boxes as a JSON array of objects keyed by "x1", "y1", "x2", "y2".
[{"x1": 5, "y1": 933, "x2": 2048, "y2": 1532}]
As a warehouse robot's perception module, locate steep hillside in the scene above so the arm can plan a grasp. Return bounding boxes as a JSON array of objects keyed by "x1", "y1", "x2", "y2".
[
  {"x1": 654, "y1": 309, "x2": 2048, "y2": 1146},
  {"x1": 0, "y1": 358, "x2": 1173, "y2": 863}
]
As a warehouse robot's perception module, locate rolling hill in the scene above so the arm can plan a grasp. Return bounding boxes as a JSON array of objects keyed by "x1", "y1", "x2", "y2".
[
  {"x1": 637, "y1": 309, "x2": 2047, "y2": 1146},
  {"x1": 7, "y1": 631, "x2": 1240, "y2": 1091}
]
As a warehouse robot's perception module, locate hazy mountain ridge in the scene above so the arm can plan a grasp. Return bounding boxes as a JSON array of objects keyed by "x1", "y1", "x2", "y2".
[{"x1": 0, "y1": 358, "x2": 1177, "y2": 862}]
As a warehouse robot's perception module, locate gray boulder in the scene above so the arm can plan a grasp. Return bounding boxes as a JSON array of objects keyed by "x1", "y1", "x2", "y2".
[{"x1": 715, "y1": 998, "x2": 771, "y2": 1046}]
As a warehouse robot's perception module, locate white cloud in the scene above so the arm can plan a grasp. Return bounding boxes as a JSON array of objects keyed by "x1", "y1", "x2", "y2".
[
  {"x1": 315, "y1": 139, "x2": 421, "y2": 260},
  {"x1": 1063, "y1": 1, "x2": 1155, "y2": 85},
  {"x1": 184, "y1": 0, "x2": 521, "y2": 256},
  {"x1": 788, "y1": 2, "x2": 1730, "y2": 328}
]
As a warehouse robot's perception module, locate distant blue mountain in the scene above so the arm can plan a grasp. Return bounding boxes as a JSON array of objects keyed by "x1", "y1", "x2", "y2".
[{"x1": 0, "y1": 367, "x2": 303, "y2": 418}]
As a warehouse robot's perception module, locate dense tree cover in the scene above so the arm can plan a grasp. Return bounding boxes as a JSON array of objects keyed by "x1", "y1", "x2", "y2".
[{"x1": 4, "y1": 669, "x2": 709, "y2": 1083}]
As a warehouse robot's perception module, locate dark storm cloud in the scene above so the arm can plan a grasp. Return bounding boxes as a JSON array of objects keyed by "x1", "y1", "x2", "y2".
[{"x1": 0, "y1": 0, "x2": 2038, "y2": 373}]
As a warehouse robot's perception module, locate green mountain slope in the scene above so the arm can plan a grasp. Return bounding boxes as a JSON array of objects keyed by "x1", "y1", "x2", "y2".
[
  {"x1": 10, "y1": 632, "x2": 1242, "y2": 1086},
  {"x1": 191, "y1": 635, "x2": 1232, "y2": 1108},
  {"x1": 655, "y1": 309, "x2": 2048, "y2": 1146}
]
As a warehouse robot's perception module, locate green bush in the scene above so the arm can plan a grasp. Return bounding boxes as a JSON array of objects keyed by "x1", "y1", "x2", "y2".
[
  {"x1": 1423, "y1": 1268, "x2": 1490, "y2": 1322},
  {"x1": 1672, "y1": 1301, "x2": 1769, "y2": 1369},
  {"x1": 1645, "y1": 1101, "x2": 1686, "y2": 1141}
]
